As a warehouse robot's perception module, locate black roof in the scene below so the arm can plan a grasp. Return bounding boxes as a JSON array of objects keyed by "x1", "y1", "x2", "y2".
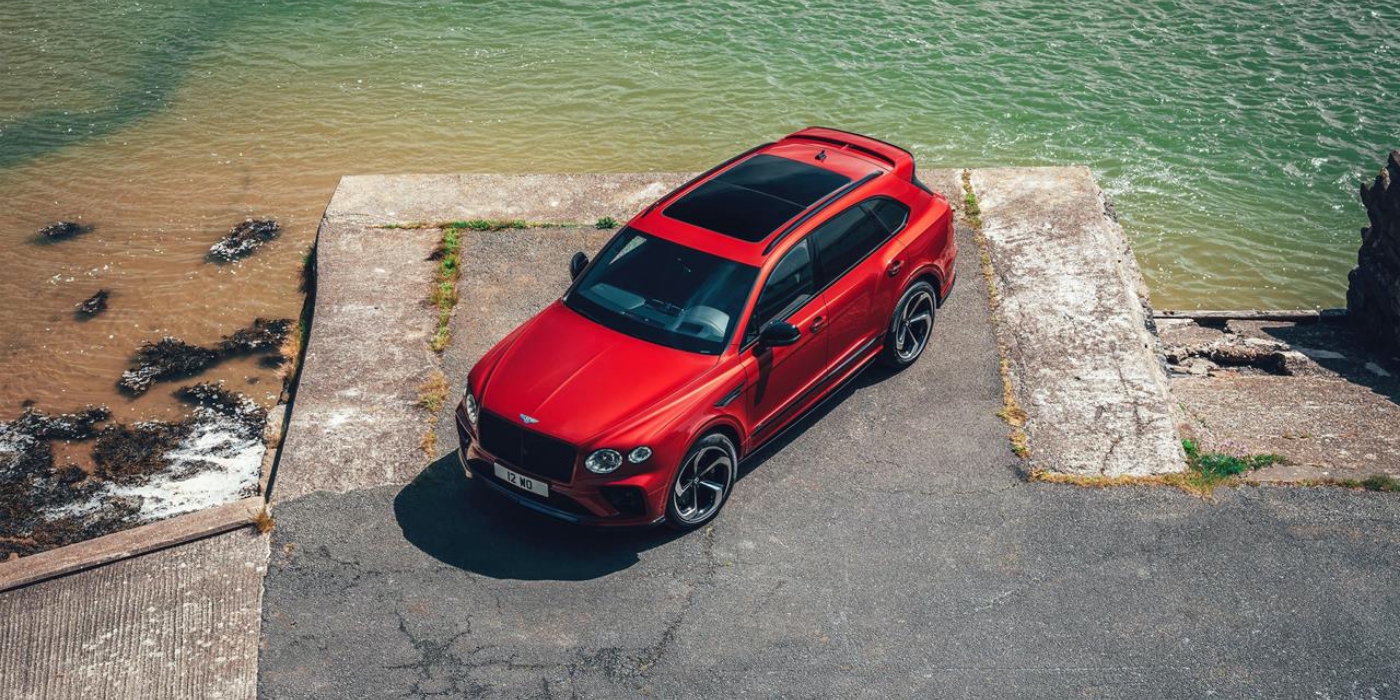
[{"x1": 662, "y1": 154, "x2": 852, "y2": 242}]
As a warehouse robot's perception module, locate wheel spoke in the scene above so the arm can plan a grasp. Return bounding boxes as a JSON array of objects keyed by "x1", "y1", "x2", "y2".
[
  {"x1": 908, "y1": 311, "x2": 932, "y2": 327},
  {"x1": 699, "y1": 479, "x2": 724, "y2": 495}
]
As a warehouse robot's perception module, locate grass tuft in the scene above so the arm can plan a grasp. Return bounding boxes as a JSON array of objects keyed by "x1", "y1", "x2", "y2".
[
  {"x1": 964, "y1": 169, "x2": 1027, "y2": 460},
  {"x1": 252, "y1": 506, "x2": 274, "y2": 534},
  {"x1": 1337, "y1": 475, "x2": 1400, "y2": 492},
  {"x1": 419, "y1": 427, "x2": 436, "y2": 458},
  {"x1": 417, "y1": 370, "x2": 449, "y2": 413},
  {"x1": 426, "y1": 227, "x2": 463, "y2": 352},
  {"x1": 595, "y1": 216, "x2": 618, "y2": 229}
]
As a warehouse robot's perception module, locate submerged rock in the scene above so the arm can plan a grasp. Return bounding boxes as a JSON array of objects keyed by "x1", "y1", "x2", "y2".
[
  {"x1": 0, "y1": 418, "x2": 137, "y2": 558},
  {"x1": 0, "y1": 423, "x2": 53, "y2": 484},
  {"x1": 75, "y1": 289, "x2": 110, "y2": 317},
  {"x1": 209, "y1": 218, "x2": 280, "y2": 261},
  {"x1": 91, "y1": 421, "x2": 189, "y2": 483},
  {"x1": 36, "y1": 221, "x2": 90, "y2": 241},
  {"x1": 10, "y1": 405, "x2": 111, "y2": 440},
  {"x1": 174, "y1": 382, "x2": 267, "y2": 436},
  {"x1": 118, "y1": 338, "x2": 221, "y2": 395},
  {"x1": 0, "y1": 386, "x2": 267, "y2": 558},
  {"x1": 218, "y1": 317, "x2": 292, "y2": 355},
  {"x1": 117, "y1": 318, "x2": 294, "y2": 395}
]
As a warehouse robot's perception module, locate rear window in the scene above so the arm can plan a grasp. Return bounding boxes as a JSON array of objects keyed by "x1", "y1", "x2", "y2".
[{"x1": 663, "y1": 154, "x2": 851, "y2": 242}]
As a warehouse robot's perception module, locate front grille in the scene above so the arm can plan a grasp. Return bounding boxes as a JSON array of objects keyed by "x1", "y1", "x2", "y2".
[
  {"x1": 468, "y1": 459, "x2": 594, "y2": 517},
  {"x1": 477, "y1": 410, "x2": 577, "y2": 482}
]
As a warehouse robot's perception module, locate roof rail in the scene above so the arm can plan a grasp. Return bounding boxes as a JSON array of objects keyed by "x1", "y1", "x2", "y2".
[
  {"x1": 781, "y1": 127, "x2": 915, "y2": 181},
  {"x1": 639, "y1": 142, "x2": 775, "y2": 218},
  {"x1": 762, "y1": 170, "x2": 881, "y2": 254}
]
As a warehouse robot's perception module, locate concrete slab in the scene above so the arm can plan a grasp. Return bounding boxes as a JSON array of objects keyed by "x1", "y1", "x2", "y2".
[
  {"x1": 269, "y1": 215, "x2": 440, "y2": 501},
  {"x1": 325, "y1": 173, "x2": 690, "y2": 227},
  {"x1": 970, "y1": 167, "x2": 1184, "y2": 476},
  {"x1": 0, "y1": 530, "x2": 269, "y2": 700}
]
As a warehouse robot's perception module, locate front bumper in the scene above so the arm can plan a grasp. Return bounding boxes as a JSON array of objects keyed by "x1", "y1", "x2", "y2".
[{"x1": 456, "y1": 406, "x2": 664, "y2": 527}]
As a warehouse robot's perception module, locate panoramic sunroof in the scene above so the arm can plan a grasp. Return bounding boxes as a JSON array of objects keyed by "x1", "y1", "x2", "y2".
[{"x1": 663, "y1": 154, "x2": 852, "y2": 242}]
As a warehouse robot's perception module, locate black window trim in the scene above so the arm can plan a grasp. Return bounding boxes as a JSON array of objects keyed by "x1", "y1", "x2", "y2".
[
  {"x1": 738, "y1": 195, "x2": 910, "y2": 353},
  {"x1": 740, "y1": 239, "x2": 818, "y2": 350}
]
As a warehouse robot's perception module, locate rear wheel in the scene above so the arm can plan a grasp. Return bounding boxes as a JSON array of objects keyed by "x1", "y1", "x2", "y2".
[
  {"x1": 879, "y1": 280, "x2": 936, "y2": 369},
  {"x1": 665, "y1": 432, "x2": 737, "y2": 531}
]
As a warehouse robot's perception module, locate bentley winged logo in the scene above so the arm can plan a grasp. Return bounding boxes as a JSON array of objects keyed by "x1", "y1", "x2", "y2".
[{"x1": 519, "y1": 413, "x2": 540, "y2": 425}]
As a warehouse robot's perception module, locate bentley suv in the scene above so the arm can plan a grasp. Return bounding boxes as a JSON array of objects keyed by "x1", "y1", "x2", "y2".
[{"x1": 456, "y1": 127, "x2": 956, "y2": 530}]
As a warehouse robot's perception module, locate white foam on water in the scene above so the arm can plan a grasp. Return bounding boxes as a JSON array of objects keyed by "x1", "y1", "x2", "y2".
[
  {"x1": 107, "y1": 417, "x2": 264, "y2": 520},
  {"x1": 51, "y1": 413, "x2": 264, "y2": 523}
]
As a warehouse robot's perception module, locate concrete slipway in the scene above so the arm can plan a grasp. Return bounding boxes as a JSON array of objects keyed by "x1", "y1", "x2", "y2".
[{"x1": 3, "y1": 170, "x2": 1398, "y2": 699}]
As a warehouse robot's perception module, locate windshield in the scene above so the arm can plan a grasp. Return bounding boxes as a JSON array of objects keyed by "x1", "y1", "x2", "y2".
[{"x1": 565, "y1": 227, "x2": 758, "y2": 355}]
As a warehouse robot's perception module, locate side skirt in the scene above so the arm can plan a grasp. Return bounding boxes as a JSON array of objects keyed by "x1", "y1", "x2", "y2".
[{"x1": 742, "y1": 340, "x2": 882, "y2": 462}]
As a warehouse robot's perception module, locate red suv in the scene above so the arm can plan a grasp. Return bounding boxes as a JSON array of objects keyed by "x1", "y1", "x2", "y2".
[{"x1": 456, "y1": 127, "x2": 955, "y2": 530}]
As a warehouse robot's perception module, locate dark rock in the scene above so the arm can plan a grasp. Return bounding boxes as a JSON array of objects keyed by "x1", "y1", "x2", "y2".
[
  {"x1": 55, "y1": 464, "x2": 86, "y2": 485},
  {"x1": 174, "y1": 382, "x2": 267, "y2": 437},
  {"x1": 209, "y1": 218, "x2": 280, "y2": 261},
  {"x1": 75, "y1": 289, "x2": 110, "y2": 317},
  {"x1": 1347, "y1": 150, "x2": 1400, "y2": 355},
  {"x1": 118, "y1": 338, "x2": 221, "y2": 395},
  {"x1": 10, "y1": 405, "x2": 111, "y2": 440},
  {"x1": 36, "y1": 221, "x2": 90, "y2": 241},
  {"x1": 117, "y1": 317, "x2": 293, "y2": 395},
  {"x1": 218, "y1": 317, "x2": 292, "y2": 355},
  {"x1": 0, "y1": 425, "x2": 53, "y2": 484},
  {"x1": 91, "y1": 421, "x2": 190, "y2": 483}
]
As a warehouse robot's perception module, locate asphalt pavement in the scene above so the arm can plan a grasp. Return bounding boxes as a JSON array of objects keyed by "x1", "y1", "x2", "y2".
[{"x1": 258, "y1": 218, "x2": 1400, "y2": 698}]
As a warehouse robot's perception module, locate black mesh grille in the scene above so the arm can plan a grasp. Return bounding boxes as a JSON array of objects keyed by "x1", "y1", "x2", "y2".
[{"x1": 477, "y1": 411, "x2": 576, "y2": 483}]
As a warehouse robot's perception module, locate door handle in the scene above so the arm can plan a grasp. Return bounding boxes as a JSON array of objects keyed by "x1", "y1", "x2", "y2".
[
  {"x1": 810, "y1": 316, "x2": 826, "y2": 333},
  {"x1": 886, "y1": 259, "x2": 904, "y2": 277}
]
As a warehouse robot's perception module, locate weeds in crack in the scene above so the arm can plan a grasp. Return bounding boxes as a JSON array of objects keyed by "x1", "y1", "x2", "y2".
[{"x1": 963, "y1": 169, "x2": 1028, "y2": 460}]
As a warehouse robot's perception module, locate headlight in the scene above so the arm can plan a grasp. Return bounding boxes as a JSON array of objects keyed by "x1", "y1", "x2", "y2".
[
  {"x1": 627, "y1": 446, "x2": 652, "y2": 464},
  {"x1": 464, "y1": 392, "x2": 479, "y2": 425},
  {"x1": 585, "y1": 448, "x2": 623, "y2": 474}
]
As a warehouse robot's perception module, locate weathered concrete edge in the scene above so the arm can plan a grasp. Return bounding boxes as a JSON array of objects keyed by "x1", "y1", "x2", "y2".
[
  {"x1": 0, "y1": 496, "x2": 264, "y2": 593},
  {"x1": 970, "y1": 166, "x2": 1186, "y2": 477}
]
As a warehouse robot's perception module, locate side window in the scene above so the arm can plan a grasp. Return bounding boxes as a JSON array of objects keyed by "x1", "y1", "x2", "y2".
[
  {"x1": 809, "y1": 205, "x2": 889, "y2": 285},
  {"x1": 746, "y1": 239, "x2": 815, "y2": 343},
  {"x1": 865, "y1": 198, "x2": 909, "y2": 234}
]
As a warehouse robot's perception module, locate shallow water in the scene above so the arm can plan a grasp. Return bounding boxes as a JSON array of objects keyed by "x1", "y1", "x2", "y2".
[{"x1": 1, "y1": 0, "x2": 1397, "y2": 419}]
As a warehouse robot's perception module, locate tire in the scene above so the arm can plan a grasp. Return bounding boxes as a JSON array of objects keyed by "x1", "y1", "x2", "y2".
[
  {"x1": 664, "y1": 432, "x2": 738, "y2": 531},
  {"x1": 879, "y1": 280, "x2": 937, "y2": 369}
]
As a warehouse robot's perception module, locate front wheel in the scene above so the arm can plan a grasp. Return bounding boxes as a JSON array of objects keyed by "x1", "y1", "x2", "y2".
[
  {"x1": 879, "y1": 280, "x2": 937, "y2": 369},
  {"x1": 664, "y1": 432, "x2": 737, "y2": 531}
]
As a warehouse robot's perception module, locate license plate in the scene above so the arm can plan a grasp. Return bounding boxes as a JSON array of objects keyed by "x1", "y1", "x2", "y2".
[{"x1": 494, "y1": 463, "x2": 548, "y2": 497}]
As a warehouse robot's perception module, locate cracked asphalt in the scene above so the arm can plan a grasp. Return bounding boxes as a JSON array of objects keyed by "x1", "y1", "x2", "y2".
[{"x1": 258, "y1": 223, "x2": 1400, "y2": 698}]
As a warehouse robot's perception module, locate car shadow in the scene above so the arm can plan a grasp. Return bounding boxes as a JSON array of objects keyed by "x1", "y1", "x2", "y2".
[
  {"x1": 395, "y1": 360, "x2": 901, "y2": 580},
  {"x1": 393, "y1": 452, "x2": 682, "y2": 581}
]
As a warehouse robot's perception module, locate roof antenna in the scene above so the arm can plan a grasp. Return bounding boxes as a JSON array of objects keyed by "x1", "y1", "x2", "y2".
[{"x1": 815, "y1": 149, "x2": 827, "y2": 162}]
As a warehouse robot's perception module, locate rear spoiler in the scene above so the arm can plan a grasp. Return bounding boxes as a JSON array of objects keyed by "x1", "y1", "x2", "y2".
[{"x1": 781, "y1": 127, "x2": 916, "y2": 181}]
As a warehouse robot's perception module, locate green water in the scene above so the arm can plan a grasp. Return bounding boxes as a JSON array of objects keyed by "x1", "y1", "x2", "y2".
[{"x1": 2, "y1": 0, "x2": 1398, "y2": 313}]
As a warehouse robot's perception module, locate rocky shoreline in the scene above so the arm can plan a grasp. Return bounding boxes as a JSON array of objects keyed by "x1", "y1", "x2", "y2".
[{"x1": 2, "y1": 311, "x2": 298, "y2": 559}]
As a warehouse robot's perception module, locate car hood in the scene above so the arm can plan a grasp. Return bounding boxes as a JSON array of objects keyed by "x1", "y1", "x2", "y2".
[{"x1": 479, "y1": 301, "x2": 718, "y2": 445}]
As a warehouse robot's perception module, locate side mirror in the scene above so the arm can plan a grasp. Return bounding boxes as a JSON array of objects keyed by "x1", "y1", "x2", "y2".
[
  {"x1": 757, "y1": 321, "x2": 801, "y2": 349},
  {"x1": 569, "y1": 251, "x2": 589, "y2": 280}
]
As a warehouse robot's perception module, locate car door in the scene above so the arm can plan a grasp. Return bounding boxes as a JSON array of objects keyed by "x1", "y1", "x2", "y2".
[
  {"x1": 740, "y1": 238, "x2": 830, "y2": 444},
  {"x1": 808, "y1": 198, "x2": 910, "y2": 372}
]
